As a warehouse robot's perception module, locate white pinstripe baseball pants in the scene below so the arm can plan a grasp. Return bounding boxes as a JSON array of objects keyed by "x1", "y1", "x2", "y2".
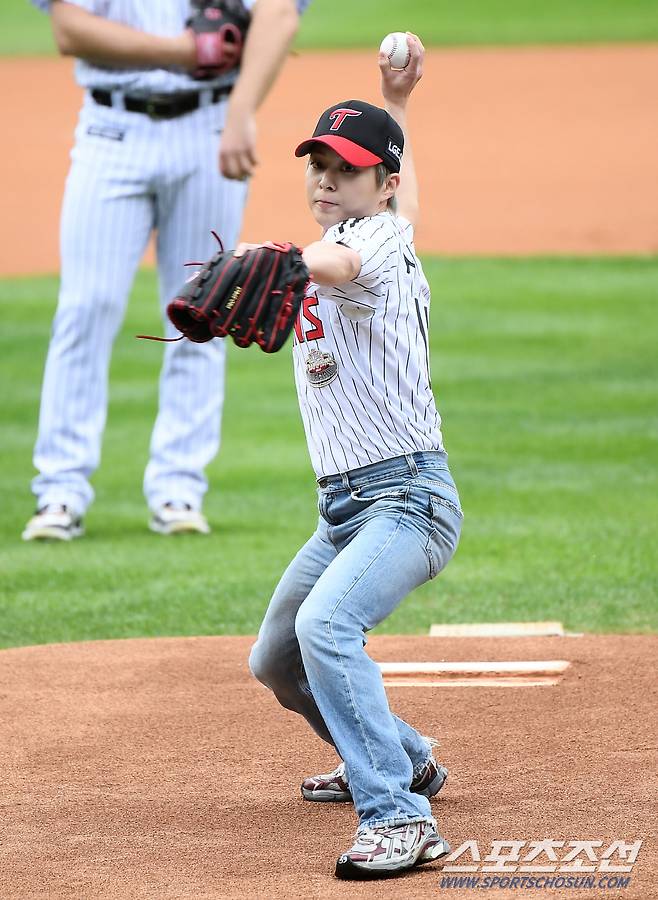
[{"x1": 32, "y1": 93, "x2": 247, "y2": 515}]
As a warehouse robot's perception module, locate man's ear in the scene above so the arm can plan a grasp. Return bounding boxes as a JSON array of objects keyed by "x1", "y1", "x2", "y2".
[{"x1": 383, "y1": 172, "x2": 400, "y2": 201}]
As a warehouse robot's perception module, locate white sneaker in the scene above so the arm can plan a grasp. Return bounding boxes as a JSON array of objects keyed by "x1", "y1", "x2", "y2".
[
  {"x1": 335, "y1": 820, "x2": 450, "y2": 880},
  {"x1": 149, "y1": 502, "x2": 210, "y2": 535},
  {"x1": 22, "y1": 504, "x2": 84, "y2": 542}
]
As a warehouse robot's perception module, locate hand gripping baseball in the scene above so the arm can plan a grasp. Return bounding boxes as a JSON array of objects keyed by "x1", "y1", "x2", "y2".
[
  {"x1": 379, "y1": 32, "x2": 425, "y2": 105},
  {"x1": 187, "y1": 0, "x2": 251, "y2": 79}
]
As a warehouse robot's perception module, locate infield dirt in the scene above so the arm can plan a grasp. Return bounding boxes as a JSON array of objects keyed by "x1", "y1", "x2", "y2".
[
  {"x1": 1, "y1": 44, "x2": 658, "y2": 276},
  {"x1": 1, "y1": 634, "x2": 656, "y2": 899}
]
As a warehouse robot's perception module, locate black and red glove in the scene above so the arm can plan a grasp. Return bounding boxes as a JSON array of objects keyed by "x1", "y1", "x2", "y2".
[
  {"x1": 187, "y1": 0, "x2": 251, "y2": 80},
  {"x1": 167, "y1": 242, "x2": 309, "y2": 353}
]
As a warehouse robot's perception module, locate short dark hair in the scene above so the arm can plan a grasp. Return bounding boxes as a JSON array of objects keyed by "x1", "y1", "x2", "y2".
[{"x1": 374, "y1": 163, "x2": 398, "y2": 212}]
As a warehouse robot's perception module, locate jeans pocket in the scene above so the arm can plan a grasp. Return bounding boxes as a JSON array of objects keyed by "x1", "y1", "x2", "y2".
[
  {"x1": 318, "y1": 489, "x2": 330, "y2": 521},
  {"x1": 348, "y1": 473, "x2": 409, "y2": 504},
  {"x1": 349, "y1": 485, "x2": 407, "y2": 504},
  {"x1": 425, "y1": 494, "x2": 463, "y2": 579}
]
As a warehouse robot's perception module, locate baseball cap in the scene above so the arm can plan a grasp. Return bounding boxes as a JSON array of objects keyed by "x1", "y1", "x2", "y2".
[{"x1": 295, "y1": 99, "x2": 404, "y2": 173}]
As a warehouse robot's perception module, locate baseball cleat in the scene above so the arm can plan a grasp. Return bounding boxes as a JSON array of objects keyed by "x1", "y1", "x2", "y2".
[
  {"x1": 22, "y1": 504, "x2": 84, "y2": 541},
  {"x1": 149, "y1": 502, "x2": 210, "y2": 535},
  {"x1": 335, "y1": 821, "x2": 451, "y2": 880},
  {"x1": 302, "y1": 744, "x2": 447, "y2": 803}
]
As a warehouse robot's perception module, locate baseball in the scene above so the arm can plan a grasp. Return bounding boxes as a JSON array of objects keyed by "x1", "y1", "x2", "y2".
[{"x1": 379, "y1": 32, "x2": 411, "y2": 70}]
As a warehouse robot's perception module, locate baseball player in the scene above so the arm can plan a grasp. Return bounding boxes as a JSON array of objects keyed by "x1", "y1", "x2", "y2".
[
  {"x1": 245, "y1": 35, "x2": 463, "y2": 879},
  {"x1": 22, "y1": 0, "x2": 310, "y2": 541}
]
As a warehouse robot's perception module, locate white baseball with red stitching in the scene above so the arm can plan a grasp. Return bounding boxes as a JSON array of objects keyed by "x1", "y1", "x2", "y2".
[{"x1": 379, "y1": 32, "x2": 410, "y2": 69}]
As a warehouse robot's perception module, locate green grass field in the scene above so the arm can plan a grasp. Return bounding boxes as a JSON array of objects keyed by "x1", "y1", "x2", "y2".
[
  {"x1": 2, "y1": 0, "x2": 658, "y2": 56},
  {"x1": 1, "y1": 257, "x2": 657, "y2": 649}
]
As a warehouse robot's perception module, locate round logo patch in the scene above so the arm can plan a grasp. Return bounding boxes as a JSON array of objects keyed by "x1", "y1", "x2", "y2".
[{"x1": 305, "y1": 349, "x2": 338, "y2": 388}]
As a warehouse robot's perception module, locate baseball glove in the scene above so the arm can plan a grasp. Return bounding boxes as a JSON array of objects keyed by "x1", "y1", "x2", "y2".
[
  {"x1": 187, "y1": 0, "x2": 251, "y2": 80},
  {"x1": 167, "y1": 241, "x2": 309, "y2": 353}
]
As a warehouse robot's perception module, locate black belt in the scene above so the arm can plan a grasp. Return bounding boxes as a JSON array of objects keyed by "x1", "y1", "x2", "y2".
[{"x1": 91, "y1": 86, "x2": 231, "y2": 120}]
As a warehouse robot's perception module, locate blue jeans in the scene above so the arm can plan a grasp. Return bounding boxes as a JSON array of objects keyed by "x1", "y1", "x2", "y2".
[{"x1": 249, "y1": 451, "x2": 463, "y2": 830}]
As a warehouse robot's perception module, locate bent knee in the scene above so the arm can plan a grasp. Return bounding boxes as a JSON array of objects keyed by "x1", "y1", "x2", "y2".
[
  {"x1": 248, "y1": 640, "x2": 288, "y2": 688},
  {"x1": 294, "y1": 606, "x2": 333, "y2": 650},
  {"x1": 295, "y1": 604, "x2": 367, "y2": 658},
  {"x1": 247, "y1": 641, "x2": 269, "y2": 683}
]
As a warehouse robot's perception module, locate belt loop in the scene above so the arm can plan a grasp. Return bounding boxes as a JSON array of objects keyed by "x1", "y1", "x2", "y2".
[
  {"x1": 111, "y1": 90, "x2": 125, "y2": 111},
  {"x1": 341, "y1": 472, "x2": 350, "y2": 490},
  {"x1": 405, "y1": 453, "x2": 419, "y2": 476},
  {"x1": 199, "y1": 88, "x2": 212, "y2": 108}
]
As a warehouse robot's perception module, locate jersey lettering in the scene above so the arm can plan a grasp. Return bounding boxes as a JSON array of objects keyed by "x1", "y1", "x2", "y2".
[
  {"x1": 294, "y1": 293, "x2": 325, "y2": 343},
  {"x1": 403, "y1": 252, "x2": 416, "y2": 274}
]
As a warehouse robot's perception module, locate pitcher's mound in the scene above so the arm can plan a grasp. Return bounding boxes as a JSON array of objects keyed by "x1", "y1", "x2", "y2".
[{"x1": 1, "y1": 634, "x2": 655, "y2": 899}]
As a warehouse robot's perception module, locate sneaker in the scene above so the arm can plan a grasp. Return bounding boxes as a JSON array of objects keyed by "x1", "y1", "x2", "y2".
[
  {"x1": 302, "y1": 762, "x2": 352, "y2": 802},
  {"x1": 412, "y1": 744, "x2": 448, "y2": 799},
  {"x1": 335, "y1": 821, "x2": 451, "y2": 880},
  {"x1": 301, "y1": 742, "x2": 447, "y2": 803},
  {"x1": 22, "y1": 504, "x2": 84, "y2": 542},
  {"x1": 149, "y1": 502, "x2": 210, "y2": 535}
]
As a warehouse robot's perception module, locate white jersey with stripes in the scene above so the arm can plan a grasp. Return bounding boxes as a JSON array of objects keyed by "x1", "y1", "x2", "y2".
[
  {"x1": 293, "y1": 212, "x2": 444, "y2": 479},
  {"x1": 31, "y1": 0, "x2": 311, "y2": 92}
]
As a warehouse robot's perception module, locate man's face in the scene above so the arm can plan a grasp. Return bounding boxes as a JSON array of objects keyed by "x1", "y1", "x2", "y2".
[{"x1": 304, "y1": 145, "x2": 393, "y2": 230}]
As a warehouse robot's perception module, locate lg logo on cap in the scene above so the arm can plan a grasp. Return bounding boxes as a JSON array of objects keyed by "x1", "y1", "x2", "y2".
[{"x1": 387, "y1": 140, "x2": 402, "y2": 160}]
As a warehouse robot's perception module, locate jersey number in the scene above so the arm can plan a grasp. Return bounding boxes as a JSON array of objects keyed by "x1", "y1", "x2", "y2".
[{"x1": 294, "y1": 294, "x2": 325, "y2": 343}]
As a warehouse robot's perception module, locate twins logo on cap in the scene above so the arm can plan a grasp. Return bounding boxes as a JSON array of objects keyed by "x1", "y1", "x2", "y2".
[{"x1": 329, "y1": 108, "x2": 363, "y2": 131}]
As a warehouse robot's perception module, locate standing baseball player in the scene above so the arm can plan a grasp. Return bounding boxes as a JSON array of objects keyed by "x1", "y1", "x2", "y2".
[
  {"x1": 22, "y1": 0, "x2": 309, "y2": 541},
  {"x1": 246, "y1": 35, "x2": 463, "y2": 879}
]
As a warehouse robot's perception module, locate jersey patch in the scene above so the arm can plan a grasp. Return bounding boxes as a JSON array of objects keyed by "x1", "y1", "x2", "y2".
[{"x1": 305, "y1": 349, "x2": 338, "y2": 388}]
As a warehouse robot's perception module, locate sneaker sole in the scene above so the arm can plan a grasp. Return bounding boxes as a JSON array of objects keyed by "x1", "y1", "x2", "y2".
[
  {"x1": 302, "y1": 765, "x2": 448, "y2": 804},
  {"x1": 22, "y1": 525, "x2": 84, "y2": 541},
  {"x1": 335, "y1": 837, "x2": 451, "y2": 880},
  {"x1": 149, "y1": 521, "x2": 210, "y2": 535},
  {"x1": 301, "y1": 786, "x2": 352, "y2": 802},
  {"x1": 419, "y1": 836, "x2": 452, "y2": 864}
]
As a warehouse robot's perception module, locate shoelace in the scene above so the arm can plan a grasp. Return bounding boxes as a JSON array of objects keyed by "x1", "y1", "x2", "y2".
[
  {"x1": 38, "y1": 504, "x2": 68, "y2": 515},
  {"x1": 353, "y1": 823, "x2": 420, "y2": 848},
  {"x1": 353, "y1": 827, "x2": 379, "y2": 846}
]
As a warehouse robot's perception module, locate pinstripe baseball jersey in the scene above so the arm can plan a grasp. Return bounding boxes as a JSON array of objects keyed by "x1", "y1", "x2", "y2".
[
  {"x1": 31, "y1": 0, "x2": 311, "y2": 92},
  {"x1": 293, "y1": 212, "x2": 444, "y2": 478}
]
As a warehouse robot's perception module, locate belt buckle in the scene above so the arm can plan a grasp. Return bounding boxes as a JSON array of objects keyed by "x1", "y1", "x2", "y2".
[{"x1": 145, "y1": 93, "x2": 173, "y2": 120}]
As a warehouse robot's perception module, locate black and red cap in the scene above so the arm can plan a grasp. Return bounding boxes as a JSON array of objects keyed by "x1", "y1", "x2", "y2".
[{"x1": 295, "y1": 99, "x2": 404, "y2": 173}]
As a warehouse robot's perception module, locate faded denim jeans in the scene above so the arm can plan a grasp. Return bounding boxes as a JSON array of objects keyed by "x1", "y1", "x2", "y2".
[{"x1": 249, "y1": 450, "x2": 462, "y2": 830}]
